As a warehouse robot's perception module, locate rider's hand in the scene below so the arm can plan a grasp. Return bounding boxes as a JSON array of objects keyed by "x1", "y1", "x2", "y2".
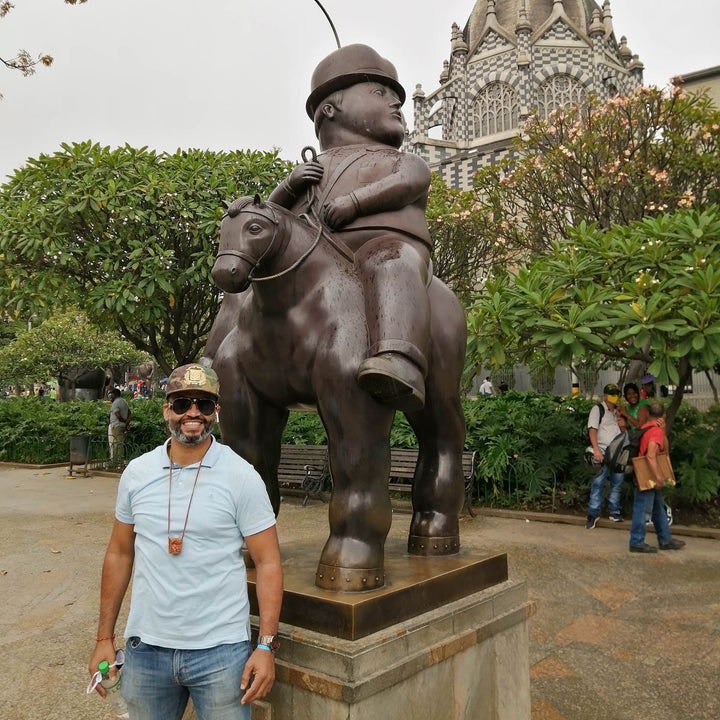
[
  {"x1": 322, "y1": 194, "x2": 357, "y2": 229},
  {"x1": 287, "y1": 162, "x2": 324, "y2": 192}
]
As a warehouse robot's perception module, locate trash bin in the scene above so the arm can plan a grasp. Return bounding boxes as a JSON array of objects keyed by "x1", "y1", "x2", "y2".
[{"x1": 69, "y1": 434, "x2": 92, "y2": 476}]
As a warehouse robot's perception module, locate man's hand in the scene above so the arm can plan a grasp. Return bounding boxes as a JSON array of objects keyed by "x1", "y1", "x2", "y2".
[
  {"x1": 88, "y1": 640, "x2": 118, "y2": 698},
  {"x1": 593, "y1": 448, "x2": 603, "y2": 464},
  {"x1": 240, "y1": 648, "x2": 275, "y2": 704}
]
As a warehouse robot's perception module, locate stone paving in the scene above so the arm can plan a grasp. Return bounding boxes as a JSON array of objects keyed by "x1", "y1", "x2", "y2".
[{"x1": 1, "y1": 464, "x2": 718, "y2": 720}]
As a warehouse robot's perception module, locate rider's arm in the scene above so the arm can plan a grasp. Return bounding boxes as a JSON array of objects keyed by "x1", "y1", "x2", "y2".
[{"x1": 350, "y1": 153, "x2": 431, "y2": 215}]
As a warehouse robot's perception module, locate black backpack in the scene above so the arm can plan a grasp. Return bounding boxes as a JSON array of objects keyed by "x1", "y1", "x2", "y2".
[
  {"x1": 603, "y1": 425, "x2": 651, "y2": 476},
  {"x1": 584, "y1": 404, "x2": 649, "y2": 476}
]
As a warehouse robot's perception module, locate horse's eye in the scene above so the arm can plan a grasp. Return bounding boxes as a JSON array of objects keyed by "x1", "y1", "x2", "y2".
[{"x1": 248, "y1": 223, "x2": 263, "y2": 234}]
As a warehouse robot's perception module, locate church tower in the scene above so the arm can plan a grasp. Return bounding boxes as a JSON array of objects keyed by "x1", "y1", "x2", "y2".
[{"x1": 407, "y1": 0, "x2": 643, "y2": 189}]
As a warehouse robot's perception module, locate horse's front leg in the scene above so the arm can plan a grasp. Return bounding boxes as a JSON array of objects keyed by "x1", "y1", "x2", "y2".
[
  {"x1": 214, "y1": 336, "x2": 288, "y2": 514},
  {"x1": 316, "y1": 391, "x2": 394, "y2": 591}
]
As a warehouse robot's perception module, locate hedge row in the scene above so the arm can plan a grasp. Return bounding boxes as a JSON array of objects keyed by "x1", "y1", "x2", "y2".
[{"x1": 1, "y1": 393, "x2": 718, "y2": 514}]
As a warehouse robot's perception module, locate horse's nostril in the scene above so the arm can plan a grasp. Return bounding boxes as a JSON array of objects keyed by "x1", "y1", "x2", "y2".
[{"x1": 230, "y1": 267, "x2": 236, "y2": 275}]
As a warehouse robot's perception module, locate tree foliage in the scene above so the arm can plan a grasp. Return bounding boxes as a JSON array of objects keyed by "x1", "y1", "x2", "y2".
[
  {"x1": 472, "y1": 86, "x2": 720, "y2": 255},
  {"x1": 426, "y1": 173, "x2": 506, "y2": 306},
  {"x1": 0, "y1": 307, "x2": 147, "y2": 395},
  {"x1": 0, "y1": 141, "x2": 293, "y2": 373},
  {"x1": 466, "y1": 206, "x2": 720, "y2": 430}
]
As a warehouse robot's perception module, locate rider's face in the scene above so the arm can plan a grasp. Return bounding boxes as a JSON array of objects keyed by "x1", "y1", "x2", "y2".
[{"x1": 331, "y1": 82, "x2": 406, "y2": 147}]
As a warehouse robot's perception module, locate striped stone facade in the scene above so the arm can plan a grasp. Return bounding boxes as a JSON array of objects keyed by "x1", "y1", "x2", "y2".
[{"x1": 406, "y1": 0, "x2": 644, "y2": 189}]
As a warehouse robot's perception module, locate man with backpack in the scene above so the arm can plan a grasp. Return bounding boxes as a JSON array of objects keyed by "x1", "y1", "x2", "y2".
[{"x1": 585, "y1": 383, "x2": 625, "y2": 528}]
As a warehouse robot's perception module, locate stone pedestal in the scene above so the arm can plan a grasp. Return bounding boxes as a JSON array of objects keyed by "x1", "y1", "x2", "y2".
[{"x1": 248, "y1": 537, "x2": 533, "y2": 720}]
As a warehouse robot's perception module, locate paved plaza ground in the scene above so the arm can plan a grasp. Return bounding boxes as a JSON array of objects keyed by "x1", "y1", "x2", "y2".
[{"x1": 1, "y1": 463, "x2": 718, "y2": 720}]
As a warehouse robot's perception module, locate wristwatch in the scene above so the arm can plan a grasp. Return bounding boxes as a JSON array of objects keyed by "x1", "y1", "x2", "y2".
[{"x1": 257, "y1": 634, "x2": 281, "y2": 652}]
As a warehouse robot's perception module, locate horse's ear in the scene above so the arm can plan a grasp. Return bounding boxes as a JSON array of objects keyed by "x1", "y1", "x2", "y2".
[
  {"x1": 220, "y1": 199, "x2": 230, "y2": 211},
  {"x1": 253, "y1": 193, "x2": 265, "y2": 208}
]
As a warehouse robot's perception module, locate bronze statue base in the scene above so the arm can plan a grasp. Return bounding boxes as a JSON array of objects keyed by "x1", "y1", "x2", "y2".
[
  {"x1": 315, "y1": 561, "x2": 385, "y2": 591},
  {"x1": 245, "y1": 535, "x2": 507, "y2": 641},
  {"x1": 407, "y1": 533, "x2": 460, "y2": 555}
]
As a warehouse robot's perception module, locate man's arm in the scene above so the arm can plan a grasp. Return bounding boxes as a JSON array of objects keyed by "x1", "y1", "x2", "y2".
[
  {"x1": 88, "y1": 520, "x2": 135, "y2": 696},
  {"x1": 240, "y1": 525, "x2": 283, "y2": 705},
  {"x1": 589, "y1": 427, "x2": 603, "y2": 463}
]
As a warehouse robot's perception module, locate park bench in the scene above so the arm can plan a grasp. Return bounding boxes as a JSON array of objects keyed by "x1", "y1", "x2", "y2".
[
  {"x1": 278, "y1": 444, "x2": 478, "y2": 515},
  {"x1": 277, "y1": 444, "x2": 330, "y2": 507}
]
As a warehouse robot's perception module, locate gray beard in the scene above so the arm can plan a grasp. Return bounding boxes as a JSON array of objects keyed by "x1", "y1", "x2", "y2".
[{"x1": 167, "y1": 419, "x2": 214, "y2": 446}]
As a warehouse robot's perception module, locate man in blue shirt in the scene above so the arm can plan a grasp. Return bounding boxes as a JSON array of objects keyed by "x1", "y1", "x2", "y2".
[{"x1": 89, "y1": 364, "x2": 283, "y2": 719}]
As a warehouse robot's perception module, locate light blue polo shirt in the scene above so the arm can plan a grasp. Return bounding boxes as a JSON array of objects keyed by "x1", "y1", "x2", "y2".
[{"x1": 115, "y1": 437, "x2": 276, "y2": 649}]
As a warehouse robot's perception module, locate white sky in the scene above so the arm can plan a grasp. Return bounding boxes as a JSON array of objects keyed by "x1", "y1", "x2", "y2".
[{"x1": 1, "y1": 0, "x2": 718, "y2": 182}]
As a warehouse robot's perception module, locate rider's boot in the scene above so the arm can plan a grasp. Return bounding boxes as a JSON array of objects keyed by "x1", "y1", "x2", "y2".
[{"x1": 357, "y1": 352, "x2": 425, "y2": 412}]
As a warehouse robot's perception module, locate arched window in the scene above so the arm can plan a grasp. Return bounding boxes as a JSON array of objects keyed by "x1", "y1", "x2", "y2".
[
  {"x1": 472, "y1": 82, "x2": 518, "y2": 138},
  {"x1": 537, "y1": 74, "x2": 586, "y2": 118}
]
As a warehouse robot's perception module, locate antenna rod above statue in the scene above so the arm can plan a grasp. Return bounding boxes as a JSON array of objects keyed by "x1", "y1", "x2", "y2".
[{"x1": 312, "y1": 0, "x2": 342, "y2": 48}]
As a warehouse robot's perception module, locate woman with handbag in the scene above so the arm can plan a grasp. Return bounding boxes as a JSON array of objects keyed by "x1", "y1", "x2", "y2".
[{"x1": 629, "y1": 403, "x2": 686, "y2": 553}]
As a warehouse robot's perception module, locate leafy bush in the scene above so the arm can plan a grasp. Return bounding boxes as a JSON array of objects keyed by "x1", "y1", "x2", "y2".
[
  {"x1": 1, "y1": 395, "x2": 717, "y2": 522},
  {"x1": 464, "y1": 393, "x2": 593, "y2": 508},
  {"x1": 666, "y1": 404, "x2": 720, "y2": 504}
]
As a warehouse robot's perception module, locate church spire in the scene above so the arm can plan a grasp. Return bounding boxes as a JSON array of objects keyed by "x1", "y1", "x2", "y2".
[{"x1": 603, "y1": 0, "x2": 614, "y2": 36}]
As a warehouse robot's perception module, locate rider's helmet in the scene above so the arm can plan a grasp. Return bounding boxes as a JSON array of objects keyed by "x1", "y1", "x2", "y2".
[{"x1": 305, "y1": 44, "x2": 406, "y2": 119}]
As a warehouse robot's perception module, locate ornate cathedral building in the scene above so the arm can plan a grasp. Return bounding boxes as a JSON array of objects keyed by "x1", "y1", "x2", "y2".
[{"x1": 407, "y1": 0, "x2": 644, "y2": 189}]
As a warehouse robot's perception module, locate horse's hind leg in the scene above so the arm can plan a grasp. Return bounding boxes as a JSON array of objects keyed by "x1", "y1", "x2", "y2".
[
  {"x1": 404, "y1": 382, "x2": 466, "y2": 556},
  {"x1": 315, "y1": 393, "x2": 394, "y2": 591}
]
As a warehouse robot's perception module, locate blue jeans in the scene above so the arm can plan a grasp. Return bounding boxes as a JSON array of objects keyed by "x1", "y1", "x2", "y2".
[
  {"x1": 587, "y1": 465, "x2": 624, "y2": 518},
  {"x1": 630, "y1": 487, "x2": 672, "y2": 548},
  {"x1": 122, "y1": 637, "x2": 252, "y2": 720}
]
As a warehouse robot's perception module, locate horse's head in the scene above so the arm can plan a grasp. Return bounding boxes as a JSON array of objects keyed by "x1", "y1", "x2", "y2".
[{"x1": 212, "y1": 195, "x2": 281, "y2": 293}]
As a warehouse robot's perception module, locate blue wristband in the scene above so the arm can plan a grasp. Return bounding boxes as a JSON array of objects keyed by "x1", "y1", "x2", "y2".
[{"x1": 256, "y1": 643, "x2": 273, "y2": 653}]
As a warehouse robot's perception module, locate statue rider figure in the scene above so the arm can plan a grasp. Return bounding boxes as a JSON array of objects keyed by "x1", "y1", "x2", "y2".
[{"x1": 269, "y1": 44, "x2": 432, "y2": 413}]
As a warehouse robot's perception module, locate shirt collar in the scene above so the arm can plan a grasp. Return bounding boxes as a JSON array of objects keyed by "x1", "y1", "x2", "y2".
[{"x1": 162, "y1": 435, "x2": 220, "y2": 469}]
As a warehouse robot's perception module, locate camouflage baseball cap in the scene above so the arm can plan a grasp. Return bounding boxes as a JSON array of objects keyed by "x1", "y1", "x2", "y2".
[{"x1": 165, "y1": 364, "x2": 219, "y2": 398}]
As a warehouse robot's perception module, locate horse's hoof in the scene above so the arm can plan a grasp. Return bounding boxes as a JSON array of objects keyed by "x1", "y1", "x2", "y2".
[
  {"x1": 357, "y1": 354, "x2": 425, "y2": 412},
  {"x1": 315, "y1": 562, "x2": 385, "y2": 591},
  {"x1": 408, "y1": 534, "x2": 460, "y2": 556}
]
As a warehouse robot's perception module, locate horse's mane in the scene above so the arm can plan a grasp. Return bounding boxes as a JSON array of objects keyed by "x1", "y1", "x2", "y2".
[{"x1": 225, "y1": 196, "x2": 259, "y2": 219}]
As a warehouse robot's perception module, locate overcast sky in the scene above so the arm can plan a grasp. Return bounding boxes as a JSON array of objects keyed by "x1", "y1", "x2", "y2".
[{"x1": 1, "y1": 0, "x2": 718, "y2": 182}]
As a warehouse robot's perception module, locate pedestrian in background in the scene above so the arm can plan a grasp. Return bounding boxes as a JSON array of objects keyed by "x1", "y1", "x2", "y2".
[
  {"x1": 629, "y1": 402, "x2": 685, "y2": 553},
  {"x1": 108, "y1": 388, "x2": 131, "y2": 466},
  {"x1": 585, "y1": 383, "x2": 625, "y2": 528}
]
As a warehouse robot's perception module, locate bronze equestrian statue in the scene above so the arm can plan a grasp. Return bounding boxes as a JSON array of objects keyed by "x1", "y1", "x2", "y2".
[{"x1": 203, "y1": 44, "x2": 467, "y2": 591}]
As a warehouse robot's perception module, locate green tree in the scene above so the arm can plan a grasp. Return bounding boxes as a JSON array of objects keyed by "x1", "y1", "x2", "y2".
[
  {"x1": 472, "y1": 86, "x2": 720, "y2": 256},
  {"x1": 466, "y1": 207, "x2": 720, "y2": 431},
  {"x1": 0, "y1": 307, "x2": 147, "y2": 398},
  {"x1": 426, "y1": 173, "x2": 506, "y2": 306},
  {"x1": 0, "y1": 141, "x2": 293, "y2": 374}
]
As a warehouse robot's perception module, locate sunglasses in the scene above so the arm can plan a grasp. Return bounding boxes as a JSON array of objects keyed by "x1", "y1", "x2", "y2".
[{"x1": 168, "y1": 397, "x2": 217, "y2": 416}]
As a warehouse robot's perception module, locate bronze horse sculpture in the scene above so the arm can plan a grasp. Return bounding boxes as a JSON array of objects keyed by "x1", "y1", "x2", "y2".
[{"x1": 204, "y1": 195, "x2": 467, "y2": 591}]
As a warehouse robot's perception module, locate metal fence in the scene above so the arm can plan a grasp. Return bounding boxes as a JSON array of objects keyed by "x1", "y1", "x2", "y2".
[{"x1": 1, "y1": 434, "x2": 157, "y2": 471}]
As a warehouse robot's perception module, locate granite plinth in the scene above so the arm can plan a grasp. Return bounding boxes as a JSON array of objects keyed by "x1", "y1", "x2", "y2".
[{"x1": 250, "y1": 577, "x2": 533, "y2": 720}]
